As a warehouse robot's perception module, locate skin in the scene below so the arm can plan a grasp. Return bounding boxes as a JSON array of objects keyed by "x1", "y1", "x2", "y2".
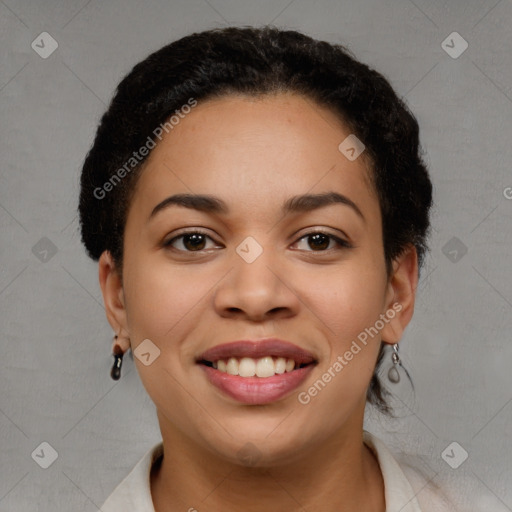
[{"x1": 99, "y1": 92, "x2": 418, "y2": 512}]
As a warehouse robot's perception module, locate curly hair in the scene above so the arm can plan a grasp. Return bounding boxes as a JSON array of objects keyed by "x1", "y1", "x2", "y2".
[{"x1": 79, "y1": 26, "x2": 432, "y2": 415}]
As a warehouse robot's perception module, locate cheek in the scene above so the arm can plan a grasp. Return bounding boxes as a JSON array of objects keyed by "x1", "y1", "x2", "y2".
[
  {"x1": 121, "y1": 257, "x2": 210, "y2": 416},
  {"x1": 292, "y1": 268, "x2": 384, "y2": 432},
  {"x1": 122, "y1": 255, "x2": 213, "y2": 341},
  {"x1": 299, "y1": 260, "x2": 387, "y2": 347}
]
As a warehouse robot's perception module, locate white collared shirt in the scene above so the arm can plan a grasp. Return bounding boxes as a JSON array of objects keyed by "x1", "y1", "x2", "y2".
[{"x1": 100, "y1": 430, "x2": 455, "y2": 511}]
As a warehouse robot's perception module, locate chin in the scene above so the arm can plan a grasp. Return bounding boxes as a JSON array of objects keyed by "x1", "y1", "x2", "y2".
[{"x1": 194, "y1": 416, "x2": 316, "y2": 468}]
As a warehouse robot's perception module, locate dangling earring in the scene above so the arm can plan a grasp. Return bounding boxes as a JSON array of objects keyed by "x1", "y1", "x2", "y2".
[
  {"x1": 387, "y1": 343, "x2": 401, "y2": 384},
  {"x1": 110, "y1": 335, "x2": 124, "y2": 381}
]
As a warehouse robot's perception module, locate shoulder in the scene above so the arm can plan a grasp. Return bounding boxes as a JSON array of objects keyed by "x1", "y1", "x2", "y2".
[
  {"x1": 397, "y1": 457, "x2": 496, "y2": 512},
  {"x1": 363, "y1": 430, "x2": 457, "y2": 512},
  {"x1": 100, "y1": 442, "x2": 163, "y2": 512},
  {"x1": 398, "y1": 462, "x2": 456, "y2": 512}
]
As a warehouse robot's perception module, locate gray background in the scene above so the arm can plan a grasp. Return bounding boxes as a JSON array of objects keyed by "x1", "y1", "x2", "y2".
[{"x1": 1, "y1": 0, "x2": 511, "y2": 510}]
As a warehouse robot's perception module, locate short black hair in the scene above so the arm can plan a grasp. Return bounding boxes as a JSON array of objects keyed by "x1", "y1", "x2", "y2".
[{"x1": 79, "y1": 26, "x2": 432, "y2": 415}]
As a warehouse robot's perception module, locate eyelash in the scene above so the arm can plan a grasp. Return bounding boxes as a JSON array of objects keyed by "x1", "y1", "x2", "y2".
[{"x1": 163, "y1": 229, "x2": 352, "y2": 254}]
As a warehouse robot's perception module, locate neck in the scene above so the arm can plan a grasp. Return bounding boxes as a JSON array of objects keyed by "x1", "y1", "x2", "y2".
[{"x1": 150, "y1": 417, "x2": 385, "y2": 512}]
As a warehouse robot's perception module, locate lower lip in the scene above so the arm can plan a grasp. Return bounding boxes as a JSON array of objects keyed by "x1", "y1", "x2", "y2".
[{"x1": 199, "y1": 365, "x2": 315, "y2": 405}]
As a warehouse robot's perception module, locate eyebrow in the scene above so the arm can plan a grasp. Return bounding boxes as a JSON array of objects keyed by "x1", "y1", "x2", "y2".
[{"x1": 149, "y1": 191, "x2": 365, "y2": 222}]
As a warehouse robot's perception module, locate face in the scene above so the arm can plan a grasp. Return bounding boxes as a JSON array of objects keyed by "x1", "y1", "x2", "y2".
[{"x1": 100, "y1": 92, "x2": 417, "y2": 466}]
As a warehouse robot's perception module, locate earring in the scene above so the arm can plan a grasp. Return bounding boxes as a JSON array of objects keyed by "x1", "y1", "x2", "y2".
[
  {"x1": 110, "y1": 335, "x2": 124, "y2": 381},
  {"x1": 387, "y1": 343, "x2": 401, "y2": 384}
]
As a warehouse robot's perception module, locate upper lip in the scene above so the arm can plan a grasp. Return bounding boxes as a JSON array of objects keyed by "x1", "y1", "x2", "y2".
[{"x1": 197, "y1": 338, "x2": 316, "y2": 365}]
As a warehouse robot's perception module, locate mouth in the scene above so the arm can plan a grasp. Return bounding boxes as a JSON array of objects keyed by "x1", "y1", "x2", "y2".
[
  {"x1": 196, "y1": 339, "x2": 317, "y2": 405},
  {"x1": 199, "y1": 356, "x2": 311, "y2": 377}
]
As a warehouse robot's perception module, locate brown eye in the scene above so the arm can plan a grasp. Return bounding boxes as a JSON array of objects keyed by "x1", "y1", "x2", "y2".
[
  {"x1": 293, "y1": 231, "x2": 351, "y2": 252},
  {"x1": 307, "y1": 233, "x2": 330, "y2": 250},
  {"x1": 181, "y1": 233, "x2": 207, "y2": 251},
  {"x1": 164, "y1": 231, "x2": 218, "y2": 252}
]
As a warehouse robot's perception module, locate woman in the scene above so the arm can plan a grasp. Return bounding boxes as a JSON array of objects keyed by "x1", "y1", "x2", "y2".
[{"x1": 79, "y1": 26, "x2": 454, "y2": 511}]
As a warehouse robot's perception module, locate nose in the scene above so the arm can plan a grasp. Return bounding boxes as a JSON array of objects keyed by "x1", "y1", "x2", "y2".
[{"x1": 213, "y1": 247, "x2": 301, "y2": 322}]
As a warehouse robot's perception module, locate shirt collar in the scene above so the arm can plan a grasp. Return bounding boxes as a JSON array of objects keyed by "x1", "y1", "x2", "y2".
[{"x1": 101, "y1": 431, "x2": 424, "y2": 511}]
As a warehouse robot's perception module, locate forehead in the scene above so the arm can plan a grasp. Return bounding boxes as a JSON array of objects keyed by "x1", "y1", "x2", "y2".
[{"x1": 130, "y1": 93, "x2": 379, "y2": 222}]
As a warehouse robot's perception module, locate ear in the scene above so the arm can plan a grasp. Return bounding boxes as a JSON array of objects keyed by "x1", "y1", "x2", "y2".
[
  {"x1": 98, "y1": 251, "x2": 131, "y2": 353},
  {"x1": 380, "y1": 244, "x2": 419, "y2": 345}
]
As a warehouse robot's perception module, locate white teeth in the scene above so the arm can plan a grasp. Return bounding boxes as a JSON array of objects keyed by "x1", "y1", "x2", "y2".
[
  {"x1": 239, "y1": 357, "x2": 256, "y2": 377},
  {"x1": 256, "y1": 356, "x2": 275, "y2": 378},
  {"x1": 274, "y1": 357, "x2": 286, "y2": 374},
  {"x1": 226, "y1": 357, "x2": 238, "y2": 375},
  {"x1": 213, "y1": 356, "x2": 298, "y2": 377}
]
